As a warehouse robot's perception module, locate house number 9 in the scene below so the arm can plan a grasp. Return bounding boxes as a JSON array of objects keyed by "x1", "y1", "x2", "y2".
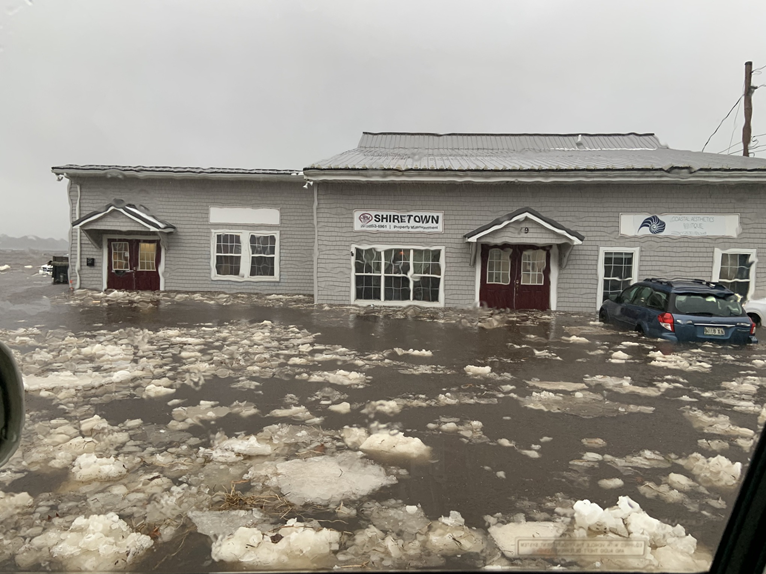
[{"x1": 523, "y1": 227, "x2": 529, "y2": 234}]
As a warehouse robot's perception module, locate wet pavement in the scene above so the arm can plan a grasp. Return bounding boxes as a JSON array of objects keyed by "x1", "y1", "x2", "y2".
[{"x1": 0, "y1": 250, "x2": 763, "y2": 571}]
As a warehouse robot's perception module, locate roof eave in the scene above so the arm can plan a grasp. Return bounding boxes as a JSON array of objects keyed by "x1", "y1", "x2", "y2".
[
  {"x1": 302, "y1": 168, "x2": 766, "y2": 184},
  {"x1": 52, "y1": 167, "x2": 304, "y2": 183}
]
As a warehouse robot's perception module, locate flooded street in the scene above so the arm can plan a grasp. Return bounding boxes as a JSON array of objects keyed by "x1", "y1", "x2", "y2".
[{"x1": 0, "y1": 251, "x2": 763, "y2": 571}]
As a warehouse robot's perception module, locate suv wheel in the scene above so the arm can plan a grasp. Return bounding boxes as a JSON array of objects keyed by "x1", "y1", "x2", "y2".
[
  {"x1": 748, "y1": 313, "x2": 761, "y2": 328},
  {"x1": 598, "y1": 309, "x2": 609, "y2": 323}
]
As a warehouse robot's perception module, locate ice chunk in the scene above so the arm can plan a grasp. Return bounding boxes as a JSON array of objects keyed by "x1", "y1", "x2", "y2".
[
  {"x1": 143, "y1": 383, "x2": 176, "y2": 398},
  {"x1": 71, "y1": 454, "x2": 128, "y2": 482},
  {"x1": 308, "y1": 370, "x2": 368, "y2": 386},
  {"x1": 667, "y1": 473, "x2": 698, "y2": 492},
  {"x1": 682, "y1": 407, "x2": 755, "y2": 438},
  {"x1": 425, "y1": 511, "x2": 486, "y2": 555},
  {"x1": 562, "y1": 335, "x2": 589, "y2": 343},
  {"x1": 0, "y1": 491, "x2": 33, "y2": 522},
  {"x1": 341, "y1": 426, "x2": 369, "y2": 449},
  {"x1": 464, "y1": 365, "x2": 492, "y2": 376},
  {"x1": 210, "y1": 521, "x2": 340, "y2": 568},
  {"x1": 360, "y1": 432, "x2": 432, "y2": 462},
  {"x1": 393, "y1": 348, "x2": 433, "y2": 357},
  {"x1": 328, "y1": 402, "x2": 351, "y2": 414},
  {"x1": 362, "y1": 400, "x2": 402, "y2": 416},
  {"x1": 682, "y1": 453, "x2": 742, "y2": 489},
  {"x1": 526, "y1": 380, "x2": 587, "y2": 391},
  {"x1": 598, "y1": 478, "x2": 624, "y2": 489},
  {"x1": 649, "y1": 351, "x2": 712, "y2": 372},
  {"x1": 33, "y1": 513, "x2": 153, "y2": 570},
  {"x1": 269, "y1": 452, "x2": 396, "y2": 506},
  {"x1": 189, "y1": 509, "x2": 270, "y2": 539}
]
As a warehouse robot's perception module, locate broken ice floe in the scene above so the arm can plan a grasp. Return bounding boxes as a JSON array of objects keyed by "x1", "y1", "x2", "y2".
[
  {"x1": 392, "y1": 348, "x2": 433, "y2": 357},
  {"x1": 264, "y1": 452, "x2": 397, "y2": 506},
  {"x1": 360, "y1": 431, "x2": 432, "y2": 462},
  {"x1": 648, "y1": 351, "x2": 712, "y2": 372},
  {"x1": 680, "y1": 453, "x2": 741, "y2": 489},
  {"x1": 210, "y1": 520, "x2": 340, "y2": 568},
  {"x1": 19, "y1": 513, "x2": 153, "y2": 571},
  {"x1": 514, "y1": 390, "x2": 655, "y2": 418}
]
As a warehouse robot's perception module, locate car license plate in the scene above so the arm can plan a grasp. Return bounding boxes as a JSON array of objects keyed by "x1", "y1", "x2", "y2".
[{"x1": 703, "y1": 327, "x2": 725, "y2": 336}]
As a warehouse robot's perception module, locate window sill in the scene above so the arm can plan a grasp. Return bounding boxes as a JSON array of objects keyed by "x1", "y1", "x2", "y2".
[
  {"x1": 353, "y1": 299, "x2": 444, "y2": 308},
  {"x1": 211, "y1": 275, "x2": 280, "y2": 283}
]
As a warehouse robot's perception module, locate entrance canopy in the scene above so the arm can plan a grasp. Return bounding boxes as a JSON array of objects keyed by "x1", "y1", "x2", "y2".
[
  {"x1": 72, "y1": 199, "x2": 175, "y2": 249},
  {"x1": 464, "y1": 207, "x2": 584, "y2": 268}
]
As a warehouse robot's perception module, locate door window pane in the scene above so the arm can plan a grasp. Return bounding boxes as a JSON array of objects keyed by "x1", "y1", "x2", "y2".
[
  {"x1": 138, "y1": 242, "x2": 156, "y2": 271},
  {"x1": 111, "y1": 242, "x2": 129, "y2": 271},
  {"x1": 487, "y1": 248, "x2": 510, "y2": 284},
  {"x1": 521, "y1": 250, "x2": 546, "y2": 285}
]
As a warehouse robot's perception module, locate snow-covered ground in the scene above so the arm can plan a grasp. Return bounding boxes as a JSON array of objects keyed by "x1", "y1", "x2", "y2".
[{"x1": 0, "y1": 283, "x2": 764, "y2": 571}]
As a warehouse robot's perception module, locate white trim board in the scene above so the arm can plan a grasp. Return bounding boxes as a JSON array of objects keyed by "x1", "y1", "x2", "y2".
[
  {"x1": 349, "y1": 244, "x2": 446, "y2": 308},
  {"x1": 596, "y1": 247, "x2": 640, "y2": 310},
  {"x1": 210, "y1": 230, "x2": 281, "y2": 283}
]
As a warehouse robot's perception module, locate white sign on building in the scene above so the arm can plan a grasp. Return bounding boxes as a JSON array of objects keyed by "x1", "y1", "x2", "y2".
[
  {"x1": 619, "y1": 213, "x2": 740, "y2": 238},
  {"x1": 354, "y1": 210, "x2": 444, "y2": 233}
]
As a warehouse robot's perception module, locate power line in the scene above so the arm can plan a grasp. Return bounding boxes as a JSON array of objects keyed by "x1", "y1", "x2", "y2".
[
  {"x1": 716, "y1": 132, "x2": 766, "y2": 154},
  {"x1": 701, "y1": 95, "x2": 744, "y2": 151},
  {"x1": 726, "y1": 87, "x2": 744, "y2": 154}
]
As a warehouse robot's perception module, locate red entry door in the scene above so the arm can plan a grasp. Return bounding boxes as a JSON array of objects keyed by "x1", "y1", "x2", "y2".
[
  {"x1": 479, "y1": 244, "x2": 550, "y2": 310},
  {"x1": 107, "y1": 239, "x2": 161, "y2": 291}
]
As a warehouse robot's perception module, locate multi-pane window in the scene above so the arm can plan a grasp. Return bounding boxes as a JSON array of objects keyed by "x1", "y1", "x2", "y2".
[
  {"x1": 112, "y1": 242, "x2": 129, "y2": 271},
  {"x1": 212, "y1": 231, "x2": 279, "y2": 280},
  {"x1": 250, "y1": 234, "x2": 276, "y2": 277},
  {"x1": 521, "y1": 249, "x2": 546, "y2": 285},
  {"x1": 718, "y1": 252, "x2": 753, "y2": 299},
  {"x1": 354, "y1": 246, "x2": 442, "y2": 304},
  {"x1": 215, "y1": 234, "x2": 242, "y2": 276},
  {"x1": 487, "y1": 248, "x2": 510, "y2": 284},
  {"x1": 138, "y1": 242, "x2": 157, "y2": 271},
  {"x1": 601, "y1": 250, "x2": 637, "y2": 302}
]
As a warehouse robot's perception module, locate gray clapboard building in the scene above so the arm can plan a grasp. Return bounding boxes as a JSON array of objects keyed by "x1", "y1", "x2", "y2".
[{"x1": 54, "y1": 132, "x2": 766, "y2": 312}]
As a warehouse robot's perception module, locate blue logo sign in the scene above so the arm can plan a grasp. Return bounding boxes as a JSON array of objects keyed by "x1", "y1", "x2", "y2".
[{"x1": 638, "y1": 215, "x2": 666, "y2": 234}]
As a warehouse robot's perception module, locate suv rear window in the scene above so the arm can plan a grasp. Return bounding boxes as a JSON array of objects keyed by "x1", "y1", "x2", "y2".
[{"x1": 670, "y1": 292, "x2": 744, "y2": 317}]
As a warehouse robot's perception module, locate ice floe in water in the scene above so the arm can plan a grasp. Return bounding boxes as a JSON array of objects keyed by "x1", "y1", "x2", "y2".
[
  {"x1": 360, "y1": 431, "x2": 432, "y2": 462},
  {"x1": 680, "y1": 453, "x2": 742, "y2": 489},
  {"x1": 19, "y1": 513, "x2": 153, "y2": 571},
  {"x1": 681, "y1": 406, "x2": 755, "y2": 439},
  {"x1": 567, "y1": 497, "x2": 709, "y2": 571},
  {"x1": 393, "y1": 347, "x2": 433, "y2": 357},
  {"x1": 515, "y1": 390, "x2": 655, "y2": 418},
  {"x1": 266, "y1": 452, "x2": 397, "y2": 506},
  {"x1": 464, "y1": 365, "x2": 492, "y2": 376},
  {"x1": 648, "y1": 351, "x2": 712, "y2": 372},
  {"x1": 210, "y1": 520, "x2": 340, "y2": 568},
  {"x1": 306, "y1": 370, "x2": 368, "y2": 386}
]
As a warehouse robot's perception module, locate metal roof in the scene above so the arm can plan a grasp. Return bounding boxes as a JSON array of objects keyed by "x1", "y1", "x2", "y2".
[
  {"x1": 52, "y1": 165, "x2": 302, "y2": 179},
  {"x1": 306, "y1": 132, "x2": 766, "y2": 174}
]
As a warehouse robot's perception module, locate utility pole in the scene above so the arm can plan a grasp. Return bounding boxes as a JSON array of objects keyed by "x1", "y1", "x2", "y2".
[{"x1": 743, "y1": 61, "x2": 753, "y2": 156}]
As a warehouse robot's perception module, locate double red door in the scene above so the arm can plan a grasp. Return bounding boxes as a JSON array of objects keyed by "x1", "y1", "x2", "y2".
[
  {"x1": 107, "y1": 239, "x2": 161, "y2": 290},
  {"x1": 479, "y1": 244, "x2": 550, "y2": 310}
]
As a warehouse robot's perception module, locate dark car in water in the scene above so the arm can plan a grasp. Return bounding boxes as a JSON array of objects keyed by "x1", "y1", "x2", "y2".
[{"x1": 599, "y1": 278, "x2": 757, "y2": 344}]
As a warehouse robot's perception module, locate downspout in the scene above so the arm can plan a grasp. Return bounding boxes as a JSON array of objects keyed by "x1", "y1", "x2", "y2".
[
  {"x1": 312, "y1": 181, "x2": 318, "y2": 303},
  {"x1": 75, "y1": 182, "x2": 81, "y2": 289}
]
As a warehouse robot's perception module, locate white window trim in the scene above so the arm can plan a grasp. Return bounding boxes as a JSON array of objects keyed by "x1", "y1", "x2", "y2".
[
  {"x1": 596, "y1": 247, "x2": 640, "y2": 310},
  {"x1": 712, "y1": 248, "x2": 756, "y2": 301},
  {"x1": 101, "y1": 234, "x2": 166, "y2": 291},
  {"x1": 210, "y1": 230, "x2": 280, "y2": 282},
  {"x1": 350, "y1": 244, "x2": 446, "y2": 307}
]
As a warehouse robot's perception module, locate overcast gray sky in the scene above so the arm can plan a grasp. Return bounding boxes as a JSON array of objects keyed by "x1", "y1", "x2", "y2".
[{"x1": 1, "y1": 0, "x2": 765, "y2": 240}]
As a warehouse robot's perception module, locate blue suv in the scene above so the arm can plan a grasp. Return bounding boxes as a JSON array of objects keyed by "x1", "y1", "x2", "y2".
[{"x1": 599, "y1": 278, "x2": 757, "y2": 344}]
